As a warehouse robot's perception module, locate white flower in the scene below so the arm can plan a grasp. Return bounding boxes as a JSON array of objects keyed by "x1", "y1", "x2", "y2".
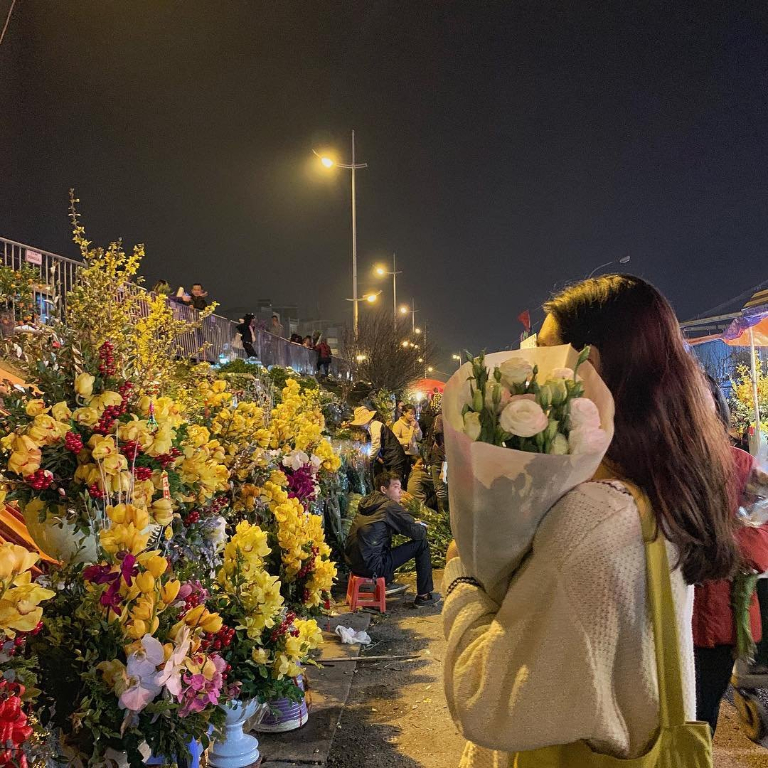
[
  {"x1": 463, "y1": 411, "x2": 482, "y2": 441},
  {"x1": 119, "y1": 635, "x2": 164, "y2": 712},
  {"x1": 209, "y1": 515, "x2": 228, "y2": 551},
  {"x1": 549, "y1": 433, "x2": 570, "y2": 455},
  {"x1": 568, "y1": 427, "x2": 610, "y2": 455},
  {"x1": 549, "y1": 367, "x2": 576, "y2": 380},
  {"x1": 484, "y1": 383, "x2": 512, "y2": 413},
  {"x1": 499, "y1": 397, "x2": 549, "y2": 438},
  {"x1": 569, "y1": 398, "x2": 601, "y2": 431},
  {"x1": 499, "y1": 357, "x2": 533, "y2": 387},
  {"x1": 282, "y1": 450, "x2": 310, "y2": 471}
]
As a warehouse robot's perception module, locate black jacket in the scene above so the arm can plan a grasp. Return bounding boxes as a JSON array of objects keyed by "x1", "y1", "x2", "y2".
[{"x1": 344, "y1": 491, "x2": 426, "y2": 578}]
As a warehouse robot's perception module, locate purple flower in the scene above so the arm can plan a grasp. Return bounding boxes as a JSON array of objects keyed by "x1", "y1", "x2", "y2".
[
  {"x1": 100, "y1": 581, "x2": 123, "y2": 615},
  {"x1": 118, "y1": 552, "x2": 138, "y2": 586}
]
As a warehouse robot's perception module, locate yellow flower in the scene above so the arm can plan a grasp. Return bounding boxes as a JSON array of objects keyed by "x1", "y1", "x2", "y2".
[
  {"x1": 118, "y1": 419, "x2": 154, "y2": 450},
  {"x1": 73, "y1": 406, "x2": 100, "y2": 427},
  {"x1": 132, "y1": 596, "x2": 155, "y2": 621},
  {"x1": 146, "y1": 423, "x2": 175, "y2": 457},
  {"x1": 101, "y1": 453, "x2": 128, "y2": 477},
  {"x1": 0, "y1": 433, "x2": 15, "y2": 452},
  {"x1": 97, "y1": 659, "x2": 129, "y2": 693},
  {"x1": 88, "y1": 435, "x2": 118, "y2": 460},
  {"x1": 27, "y1": 414, "x2": 68, "y2": 445},
  {"x1": 200, "y1": 612, "x2": 223, "y2": 634},
  {"x1": 160, "y1": 579, "x2": 180, "y2": 604},
  {"x1": 0, "y1": 571, "x2": 55, "y2": 635},
  {"x1": 150, "y1": 498, "x2": 174, "y2": 526},
  {"x1": 126, "y1": 619, "x2": 147, "y2": 639},
  {"x1": 186, "y1": 425, "x2": 211, "y2": 448},
  {"x1": 136, "y1": 571, "x2": 155, "y2": 594},
  {"x1": 89, "y1": 391, "x2": 123, "y2": 412},
  {"x1": 74, "y1": 372, "x2": 95, "y2": 399},
  {"x1": 25, "y1": 399, "x2": 48, "y2": 417},
  {"x1": 51, "y1": 402, "x2": 72, "y2": 422},
  {"x1": 0, "y1": 543, "x2": 38, "y2": 581},
  {"x1": 7, "y1": 435, "x2": 42, "y2": 477},
  {"x1": 252, "y1": 647, "x2": 270, "y2": 665},
  {"x1": 138, "y1": 552, "x2": 168, "y2": 578}
]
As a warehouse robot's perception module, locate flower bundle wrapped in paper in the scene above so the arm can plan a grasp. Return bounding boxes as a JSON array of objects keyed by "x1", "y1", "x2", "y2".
[{"x1": 444, "y1": 344, "x2": 615, "y2": 603}]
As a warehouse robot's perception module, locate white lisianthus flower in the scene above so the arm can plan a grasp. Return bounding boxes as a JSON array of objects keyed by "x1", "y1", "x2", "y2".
[
  {"x1": 549, "y1": 367, "x2": 576, "y2": 380},
  {"x1": 568, "y1": 427, "x2": 610, "y2": 455},
  {"x1": 463, "y1": 411, "x2": 482, "y2": 441},
  {"x1": 549, "y1": 433, "x2": 570, "y2": 455},
  {"x1": 569, "y1": 398, "x2": 601, "y2": 431},
  {"x1": 499, "y1": 357, "x2": 533, "y2": 387},
  {"x1": 484, "y1": 383, "x2": 512, "y2": 413},
  {"x1": 499, "y1": 397, "x2": 549, "y2": 438}
]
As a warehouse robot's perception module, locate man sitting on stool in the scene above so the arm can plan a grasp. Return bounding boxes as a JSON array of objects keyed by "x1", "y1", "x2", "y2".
[{"x1": 345, "y1": 471, "x2": 439, "y2": 607}]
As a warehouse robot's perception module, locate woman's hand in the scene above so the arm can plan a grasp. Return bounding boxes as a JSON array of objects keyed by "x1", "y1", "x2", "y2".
[{"x1": 446, "y1": 539, "x2": 460, "y2": 562}]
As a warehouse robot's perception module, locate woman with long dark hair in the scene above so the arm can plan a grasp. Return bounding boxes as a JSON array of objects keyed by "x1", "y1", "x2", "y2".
[{"x1": 443, "y1": 275, "x2": 737, "y2": 765}]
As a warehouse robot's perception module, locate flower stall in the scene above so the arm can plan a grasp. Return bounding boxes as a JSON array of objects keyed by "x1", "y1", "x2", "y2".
[{"x1": 0, "y1": 205, "x2": 343, "y2": 765}]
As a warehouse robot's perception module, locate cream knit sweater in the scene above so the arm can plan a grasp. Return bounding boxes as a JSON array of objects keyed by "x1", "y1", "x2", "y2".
[{"x1": 442, "y1": 481, "x2": 695, "y2": 767}]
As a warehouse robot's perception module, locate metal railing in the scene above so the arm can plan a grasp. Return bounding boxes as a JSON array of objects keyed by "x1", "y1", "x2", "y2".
[{"x1": 0, "y1": 236, "x2": 351, "y2": 379}]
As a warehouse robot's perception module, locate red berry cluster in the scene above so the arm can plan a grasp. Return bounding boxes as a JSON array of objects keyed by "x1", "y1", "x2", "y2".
[
  {"x1": 206, "y1": 495, "x2": 229, "y2": 515},
  {"x1": 64, "y1": 431, "x2": 84, "y2": 453},
  {"x1": 121, "y1": 440, "x2": 141, "y2": 461},
  {"x1": 133, "y1": 466, "x2": 152, "y2": 481},
  {"x1": 269, "y1": 611, "x2": 298, "y2": 643},
  {"x1": 181, "y1": 591, "x2": 202, "y2": 615},
  {"x1": 157, "y1": 447, "x2": 183, "y2": 468},
  {"x1": 323, "y1": 598, "x2": 331, "y2": 611},
  {"x1": 26, "y1": 469, "x2": 53, "y2": 491},
  {"x1": 184, "y1": 510, "x2": 200, "y2": 527},
  {"x1": 200, "y1": 625, "x2": 235, "y2": 652},
  {"x1": 98, "y1": 341, "x2": 117, "y2": 377},
  {"x1": 118, "y1": 380, "x2": 134, "y2": 398},
  {"x1": 297, "y1": 546, "x2": 319, "y2": 580},
  {"x1": 93, "y1": 401, "x2": 128, "y2": 436},
  {"x1": 88, "y1": 482, "x2": 105, "y2": 500}
]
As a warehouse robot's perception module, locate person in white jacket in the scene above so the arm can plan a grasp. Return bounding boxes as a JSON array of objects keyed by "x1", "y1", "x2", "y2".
[{"x1": 442, "y1": 275, "x2": 739, "y2": 766}]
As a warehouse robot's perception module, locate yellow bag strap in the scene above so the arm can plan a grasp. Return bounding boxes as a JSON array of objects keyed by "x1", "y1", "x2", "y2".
[{"x1": 592, "y1": 467, "x2": 687, "y2": 728}]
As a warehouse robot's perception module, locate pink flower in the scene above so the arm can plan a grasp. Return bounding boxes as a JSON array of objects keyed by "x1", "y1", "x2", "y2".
[
  {"x1": 177, "y1": 654, "x2": 226, "y2": 717},
  {"x1": 157, "y1": 627, "x2": 191, "y2": 697}
]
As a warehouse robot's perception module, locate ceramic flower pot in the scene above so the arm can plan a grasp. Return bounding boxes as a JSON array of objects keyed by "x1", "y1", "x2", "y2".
[
  {"x1": 22, "y1": 501, "x2": 98, "y2": 564},
  {"x1": 251, "y1": 675, "x2": 309, "y2": 733},
  {"x1": 208, "y1": 699, "x2": 264, "y2": 768}
]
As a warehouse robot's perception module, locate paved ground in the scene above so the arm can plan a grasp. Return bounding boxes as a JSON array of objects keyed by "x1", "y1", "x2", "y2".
[{"x1": 325, "y1": 571, "x2": 768, "y2": 768}]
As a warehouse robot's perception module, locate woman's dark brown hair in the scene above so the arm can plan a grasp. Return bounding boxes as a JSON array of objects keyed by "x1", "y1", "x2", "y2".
[{"x1": 544, "y1": 274, "x2": 737, "y2": 584}]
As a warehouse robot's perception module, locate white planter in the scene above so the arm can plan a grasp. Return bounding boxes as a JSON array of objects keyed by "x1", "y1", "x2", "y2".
[{"x1": 209, "y1": 699, "x2": 264, "y2": 768}]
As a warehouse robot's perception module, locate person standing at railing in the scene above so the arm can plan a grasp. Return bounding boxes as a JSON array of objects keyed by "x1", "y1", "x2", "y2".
[
  {"x1": 181, "y1": 283, "x2": 208, "y2": 311},
  {"x1": 270, "y1": 314, "x2": 284, "y2": 338},
  {"x1": 236, "y1": 314, "x2": 257, "y2": 358},
  {"x1": 316, "y1": 338, "x2": 332, "y2": 377}
]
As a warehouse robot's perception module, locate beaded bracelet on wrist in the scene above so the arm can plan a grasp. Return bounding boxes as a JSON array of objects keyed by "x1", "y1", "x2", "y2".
[{"x1": 447, "y1": 575, "x2": 482, "y2": 596}]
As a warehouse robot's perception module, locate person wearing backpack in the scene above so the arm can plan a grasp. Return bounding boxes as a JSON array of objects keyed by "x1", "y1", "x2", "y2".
[{"x1": 443, "y1": 276, "x2": 733, "y2": 767}]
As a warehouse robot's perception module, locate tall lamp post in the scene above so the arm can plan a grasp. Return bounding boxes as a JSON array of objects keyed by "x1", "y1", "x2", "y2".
[
  {"x1": 376, "y1": 253, "x2": 401, "y2": 330},
  {"x1": 316, "y1": 131, "x2": 368, "y2": 336}
]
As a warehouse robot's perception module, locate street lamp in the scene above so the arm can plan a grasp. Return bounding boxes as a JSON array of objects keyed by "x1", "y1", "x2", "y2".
[
  {"x1": 375, "y1": 253, "x2": 402, "y2": 329},
  {"x1": 346, "y1": 290, "x2": 381, "y2": 308},
  {"x1": 587, "y1": 255, "x2": 631, "y2": 279},
  {"x1": 400, "y1": 299, "x2": 418, "y2": 332},
  {"x1": 452, "y1": 353, "x2": 462, "y2": 370},
  {"x1": 315, "y1": 130, "x2": 368, "y2": 336}
]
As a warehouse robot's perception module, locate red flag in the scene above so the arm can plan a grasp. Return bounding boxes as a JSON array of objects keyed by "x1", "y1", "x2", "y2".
[{"x1": 517, "y1": 310, "x2": 531, "y2": 333}]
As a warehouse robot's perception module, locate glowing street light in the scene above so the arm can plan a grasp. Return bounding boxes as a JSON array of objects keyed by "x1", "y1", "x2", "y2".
[
  {"x1": 427, "y1": 366, "x2": 434, "y2": 373},
  {"x1": 365, "y1": 293, "x2": 377, "y2": 303},
  {"x1": 355, "y1": 354, "x2": 367, "y2": 362},
  {"x1": 314, "y1": 131, "x2": 368, "y2": 335},
  {"x1": 375, "y1": 253, "x2": 402, "y2": 329},
  {"x1": 399, "y1": 305, "x2": 409, "y2": 315},
  {"x1": 414, "y1": 327, "x2": 422, "y2": 335},
  {"x1": 346, "y1": 289, "x2": 381, "y2": 307}
]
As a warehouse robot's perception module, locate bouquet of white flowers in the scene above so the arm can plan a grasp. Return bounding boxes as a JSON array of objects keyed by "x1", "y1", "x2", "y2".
[{"x1": 444, "y1": 344, "x2": 615, "y2": 603}]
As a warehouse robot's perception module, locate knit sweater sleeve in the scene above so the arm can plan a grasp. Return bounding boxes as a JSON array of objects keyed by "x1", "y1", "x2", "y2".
[
  {"x1": 442, "y1": 557, "x2": 599, "y2": 753},
  {"x1": 442, "y1": 483, "x2": 643, "y2": 755}
]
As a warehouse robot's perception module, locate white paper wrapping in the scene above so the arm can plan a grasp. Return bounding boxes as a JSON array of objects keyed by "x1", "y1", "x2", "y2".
[{"x1": 444, "y1": 344, "x2": 615, "y2": 604}]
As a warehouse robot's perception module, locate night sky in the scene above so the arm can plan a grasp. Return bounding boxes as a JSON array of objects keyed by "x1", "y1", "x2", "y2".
[{"x1": 2, "y1": 2, "x2": 768, "y2": 370}]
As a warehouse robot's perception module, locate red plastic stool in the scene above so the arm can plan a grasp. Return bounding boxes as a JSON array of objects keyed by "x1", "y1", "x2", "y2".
[{"x1": 346, "y1": 574, "x2": 387, "y2": 612}]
